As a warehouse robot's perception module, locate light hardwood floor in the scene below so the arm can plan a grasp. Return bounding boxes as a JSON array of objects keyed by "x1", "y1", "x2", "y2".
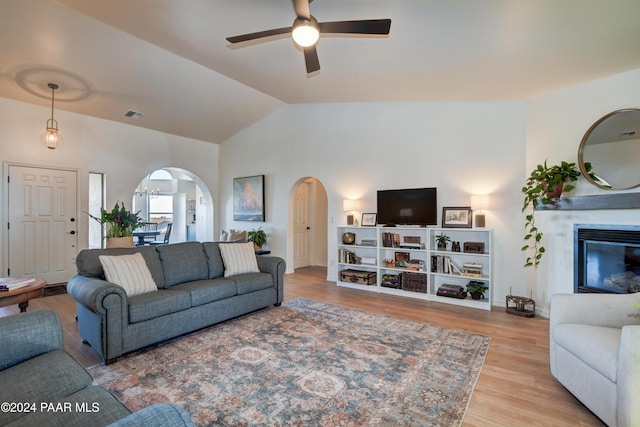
[{"x1": 1, "y1": 266, "x2": 604, "y2": 426}]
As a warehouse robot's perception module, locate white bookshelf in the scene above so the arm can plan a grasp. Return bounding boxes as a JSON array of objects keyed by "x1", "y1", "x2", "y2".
[{"x1": 336, "y1": 226, "x2": 493, "y2": 310}]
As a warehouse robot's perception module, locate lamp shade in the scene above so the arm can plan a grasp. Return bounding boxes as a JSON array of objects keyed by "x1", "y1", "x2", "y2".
[
  {"x1": 470, "y1": 194, "x2": 489, "y2": 211},
  {"x1": 343, "y1": 199, "x2": 359, "y2": 212},
  {"x1": 292, "y1": 17, "x2": 320, "y2": 47}
]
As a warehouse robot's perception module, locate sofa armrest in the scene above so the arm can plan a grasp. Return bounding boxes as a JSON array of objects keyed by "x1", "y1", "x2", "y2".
[
  {"x1": 550, "y1": 293, "x2": 640, "y2": 330},
  {"x1": 617, "y1": 325, "x2": 640, "y2": 427},
  {"x1": 67, "y1": 274, "x2": 128, "y2": 314},
  {"x1": 256, "y1": 256, "x2": 286, "y2": 303},
  {"x1": 0, "y1": 310, "x2": 63, "y2": 370},
  {"x1": 107, "y1": 403, "x2": 195, "y2": 427}
]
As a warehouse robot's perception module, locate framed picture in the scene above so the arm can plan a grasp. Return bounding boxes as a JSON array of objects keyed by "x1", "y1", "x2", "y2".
[
  {"x1": 361, "y1": 213, "x2": 377, "y2": 226},
  {"x1": 442, "y1": 206, "x2": 472, "y2": 228},
  {"x1": 394, "y1": 251, "x2": 410, "y2": 262},
  {"x1": 233, "y1": 175, "x2": 265, "y2": 221}
]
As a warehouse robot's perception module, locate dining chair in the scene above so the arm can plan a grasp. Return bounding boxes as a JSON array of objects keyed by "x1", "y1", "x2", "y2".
[{"x1": 150, "y1": 223, "x2": 172, "y2": 246}]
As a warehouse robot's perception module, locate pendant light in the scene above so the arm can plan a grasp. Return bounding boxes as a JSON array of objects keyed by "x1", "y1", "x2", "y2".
[{"x1": 42, "y1": 83, "x2": 63, "y2": 150}]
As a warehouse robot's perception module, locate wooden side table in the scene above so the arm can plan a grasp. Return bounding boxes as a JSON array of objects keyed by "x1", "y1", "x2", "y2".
[{"x1": 0, "y1": 278, "x2": 47, "y2": 312}]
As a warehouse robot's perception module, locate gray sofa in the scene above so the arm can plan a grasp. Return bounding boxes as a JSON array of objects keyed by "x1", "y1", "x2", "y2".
[
  {"x1": 67, "y1": 241, "x2": 285, "y2": 363},
  {"x1": 550, "y1": 293, "x2": 640, "y2": 427},
  {"x1": 0, "y1": 309, "x2": 194, "y2": 427}
]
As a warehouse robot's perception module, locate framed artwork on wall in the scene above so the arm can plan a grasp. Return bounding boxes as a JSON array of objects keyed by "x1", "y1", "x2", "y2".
[
  {"x1": 233, "y1": 175, "x2": 265, "y2": 221},
  {"x1": 442, "y1": 206, "x2": 472, "y2": 228}
]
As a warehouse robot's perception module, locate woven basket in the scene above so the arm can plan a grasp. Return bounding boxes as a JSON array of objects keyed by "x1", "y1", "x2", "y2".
[{"x1": 106, "y1": 236, "x2": 134, "y2": 248}]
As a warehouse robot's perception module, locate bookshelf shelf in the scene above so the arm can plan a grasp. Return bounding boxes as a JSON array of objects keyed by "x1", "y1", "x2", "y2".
[{"x1": 336, "y1": 226, "x2": 493, "y2": 311}]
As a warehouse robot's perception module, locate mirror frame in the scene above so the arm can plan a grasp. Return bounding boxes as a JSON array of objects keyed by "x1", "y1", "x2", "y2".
[{"x1": 578, "y1": 108, "x2": 640, "y2": 191}]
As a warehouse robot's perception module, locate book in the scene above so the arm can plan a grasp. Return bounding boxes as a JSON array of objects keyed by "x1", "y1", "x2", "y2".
[{"x1": 0, "y1": 276, "x2": 36, "y2": 291}]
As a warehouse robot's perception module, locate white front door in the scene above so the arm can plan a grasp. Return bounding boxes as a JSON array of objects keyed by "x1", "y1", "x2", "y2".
[
  {"x1": 7, "y1": 165, "x2": 78, "y2": 284},
  {"x1": 293, "y1": 181, "x2": 310, "y2": 269}
]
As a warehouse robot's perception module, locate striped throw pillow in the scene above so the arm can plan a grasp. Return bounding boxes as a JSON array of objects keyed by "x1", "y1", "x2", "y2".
[
  {"x1": 219, "y1": 242, "x2": 260, "y2": 277},
  {"x1": 99, "y1": 253, "x2": 158, "y2": 297}
]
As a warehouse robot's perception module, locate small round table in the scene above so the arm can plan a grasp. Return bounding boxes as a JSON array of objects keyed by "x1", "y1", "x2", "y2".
[{"x1": 0, "y1": 278, "x2": 47, "y2": 312}]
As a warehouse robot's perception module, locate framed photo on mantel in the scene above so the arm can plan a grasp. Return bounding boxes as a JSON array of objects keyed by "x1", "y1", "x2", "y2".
[{"x1": 442, "y1": 207, "x2": 472, "y2": 228}]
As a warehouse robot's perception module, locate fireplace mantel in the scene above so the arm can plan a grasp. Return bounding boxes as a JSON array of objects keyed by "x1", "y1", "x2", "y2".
[{"x1": 536, "y1": 193, "x2": 640, "y2": 211}]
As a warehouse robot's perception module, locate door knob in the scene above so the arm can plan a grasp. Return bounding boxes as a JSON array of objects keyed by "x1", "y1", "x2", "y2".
[{"x1": 69, "y1": 230, "x2": 76, "y2": 235}]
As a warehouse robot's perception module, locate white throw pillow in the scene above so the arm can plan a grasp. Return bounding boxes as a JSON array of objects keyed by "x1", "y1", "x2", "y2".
[
  {"x1": 99, "y1": 253, "x2": 158, "y2": 297},
  {"x1": 219, "y1": 242, "x2": 260, "y2": 277}
]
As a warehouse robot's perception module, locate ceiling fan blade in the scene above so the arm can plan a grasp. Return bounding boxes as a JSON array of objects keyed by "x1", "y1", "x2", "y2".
[
  {"x1": 303, "y1": 45, "x2": 320, "y2": 73},
  {"x1": 292, "y1": 0, "x2": 311, "y2": 19},
  {"x1": 318, "y1": 19, "x2": 391, "y2": 35},
  {"x1": 226, "y1": 26, "x2": 292, "y2": 44}
]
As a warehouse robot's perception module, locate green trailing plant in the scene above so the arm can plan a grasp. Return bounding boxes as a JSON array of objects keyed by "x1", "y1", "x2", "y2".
[
  {"x1": 247, "y1": 227, "x2": 267, "y2": 248},
  {"x1": 435, "y1": 233, "x2": 451, "y2": 249},
  {"x1": 87, "y1": 201, "x2": 145, "y2": 239},
  {"x1": 521, "y1": 160, "x2": 593, "y2": 267},
  {"x1": 466, "y1": 280, "x2": 489, "y2": 298}
]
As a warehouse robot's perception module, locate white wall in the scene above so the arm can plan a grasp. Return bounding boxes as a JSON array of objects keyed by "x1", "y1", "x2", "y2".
[
  {"x1": 0, "y1": 97, "x2": 220, "y2": 268},
  {"x1": 220, "y1": 100, "x2": 528, "y2": 307},
  {"x1": 525, "y1": 68, "x2": 640, "y2": 315}
]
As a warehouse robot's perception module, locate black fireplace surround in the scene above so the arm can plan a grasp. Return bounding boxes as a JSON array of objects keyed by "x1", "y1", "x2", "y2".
[{"x1": 574, "y1": 224, "x2": 640, "y2": 293}]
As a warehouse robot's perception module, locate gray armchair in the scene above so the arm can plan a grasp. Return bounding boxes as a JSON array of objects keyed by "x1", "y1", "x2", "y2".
[
  {"x1": 0, "y1": 310, "x2": 195, "y2": 427},
  {"x1": 550, "y1": 293, "x2": 640, "y2": 427}
]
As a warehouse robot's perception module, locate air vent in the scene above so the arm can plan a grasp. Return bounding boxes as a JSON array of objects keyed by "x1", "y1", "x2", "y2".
[{"x1": 125, "y1": 110, "x2": 144, "y2": 120}]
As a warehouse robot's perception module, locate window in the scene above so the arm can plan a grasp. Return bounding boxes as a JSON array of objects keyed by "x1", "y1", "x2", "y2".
[{"x1": 149, "y1": 195, "x2": 173, "y2": 228}]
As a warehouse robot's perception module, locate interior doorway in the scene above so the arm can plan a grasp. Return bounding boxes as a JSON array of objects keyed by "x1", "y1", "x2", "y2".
[
  {"x1": 288, "y1": 177, "x2": 328, "y2": 273},
  {"x1": 132, "y1": 168, "x2": 214, "y2": 243}
]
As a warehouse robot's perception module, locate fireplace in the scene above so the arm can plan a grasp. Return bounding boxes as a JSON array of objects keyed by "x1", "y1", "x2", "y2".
[{"x1": 574, "y1": 224, "x2": 640, "y2": 293}]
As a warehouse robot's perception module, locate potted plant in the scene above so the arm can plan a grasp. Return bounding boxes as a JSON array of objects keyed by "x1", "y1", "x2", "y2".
[
  {"x1": 466, "y1": 280, "x2": 488, "y2": 300},
  {"x1": 247, "y1": 227, "x2": 267, "y2": 251},
  {"x1": 435, "y1": 233, "x2": 451, "y2": 251},
  {"x1": 383, "y1": 258, "x2": 395, "y2": 268},
  {"x1": 88, "y1": 201, "x2": 145, "y2": 248},
  {"x1": 521, "y1": 160, "x2": 593, "y2": 267}
]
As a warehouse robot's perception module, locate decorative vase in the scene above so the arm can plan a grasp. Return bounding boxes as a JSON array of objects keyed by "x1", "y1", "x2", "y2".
[
  {"x1": 106, "y1": 236, "x2": 134, "y2": 248},
  {"x1": 543, "y1": 181, "x2": 564, "y2": 199}
]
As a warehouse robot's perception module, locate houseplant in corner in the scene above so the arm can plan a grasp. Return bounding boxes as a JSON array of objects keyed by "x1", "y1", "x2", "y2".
[
  {"x1": 88, "y1": 201, "x2": 145, "y2": 248},
  {"x1": 521, "y1": 160, "x2": 593, "y2": 267},
  {"x1": 247, "y1": 227, "x2": 267, "y2": 251}
]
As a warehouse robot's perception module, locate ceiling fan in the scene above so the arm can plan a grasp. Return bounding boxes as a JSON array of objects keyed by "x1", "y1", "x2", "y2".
[{"x1": 226, "y1": 0, "x2": 391, "y2": 73}]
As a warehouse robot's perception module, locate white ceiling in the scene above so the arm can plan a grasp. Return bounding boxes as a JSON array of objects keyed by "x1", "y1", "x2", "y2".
[{"x1": 1, "y1": 0, "x2": 639, "y2": 143}]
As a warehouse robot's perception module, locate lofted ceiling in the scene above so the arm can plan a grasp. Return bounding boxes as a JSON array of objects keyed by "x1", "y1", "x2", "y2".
[{"x1": 1, "y1": 0, "x2": 639, "y2": 143}]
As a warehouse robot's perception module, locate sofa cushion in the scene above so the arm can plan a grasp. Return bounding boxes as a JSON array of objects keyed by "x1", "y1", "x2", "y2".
[
  {"x1": 172, "y1": 279, "x2": 237, "y2": 307},
  {"x1": 232, "y1": 272, "x2": 273, "y2": 295},
  {"x1": 128, "y1": 289, "x2": 191, "y2": 323},
  {"x1": 219, "y1": 242, "x2": 260, "y2": 277},
  {"x1": 75, "y1": 246, "x2": 165, "y2": 288},
  {"x1": 553, "y1": 323, "x2": 621, "y2": 382},
  {"x1": 0, "y1": 350, "x2": 93, "y2": 425},
  {"x1": 99, "y1": 253, "x2": 157, "y2": 297},
  {"x1": 156, "y1": 242, "x2": 209, "y2": 287},
  {"x1": 202, "y1": 242, "x2": 225, "y2": 279}
]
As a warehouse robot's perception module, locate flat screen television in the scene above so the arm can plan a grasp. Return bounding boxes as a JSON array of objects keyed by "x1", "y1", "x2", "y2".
[{"x1": 377, "y1": 187, "x2": 437, "y2": 226}]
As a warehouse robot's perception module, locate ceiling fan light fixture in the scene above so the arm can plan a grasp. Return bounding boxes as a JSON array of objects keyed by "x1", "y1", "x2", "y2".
[
  {"x1": 41, "y1": 83, "x2": 63, "y2": 150},
  {"x1": 292, "y1": 17, "x2": 319, "y2": 47}
]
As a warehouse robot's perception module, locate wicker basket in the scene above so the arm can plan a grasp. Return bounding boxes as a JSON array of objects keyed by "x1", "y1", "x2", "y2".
[{"x1": 401, "y1": 272, "x2": 428, "y2": 293}]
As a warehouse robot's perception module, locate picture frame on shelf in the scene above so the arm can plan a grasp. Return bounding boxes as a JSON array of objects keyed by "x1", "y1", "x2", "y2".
[
  {"x1": 361, "y1": 213, "x2": 377, "y2": 226},
  {"x1": 233, "y1": 175, "x2": 265, "y2": 221},
  {"x1": 394, "y1": 251, "x2": 410, "y2": 262},
  {"x1": 442, "y1": 206, "x2": 472, "y2": 228}
]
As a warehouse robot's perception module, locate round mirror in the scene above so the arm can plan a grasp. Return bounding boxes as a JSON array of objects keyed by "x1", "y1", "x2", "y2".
[{"x1": 578, "y1": 109, "x2": 640, "y2": 190}]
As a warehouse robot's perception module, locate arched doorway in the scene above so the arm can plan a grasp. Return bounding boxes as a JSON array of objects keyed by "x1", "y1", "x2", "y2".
[
  {"x1": 132, "y1": 168, "x2": 214, "y2": 243},
  {"x1": 287, "y1": 177, "x2": 328, "y2": 274}
]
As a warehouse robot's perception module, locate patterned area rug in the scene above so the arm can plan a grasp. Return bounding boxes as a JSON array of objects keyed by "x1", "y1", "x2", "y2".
[{"x1": 89, "y1": 298, "x2": 490, "y2": 426}]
